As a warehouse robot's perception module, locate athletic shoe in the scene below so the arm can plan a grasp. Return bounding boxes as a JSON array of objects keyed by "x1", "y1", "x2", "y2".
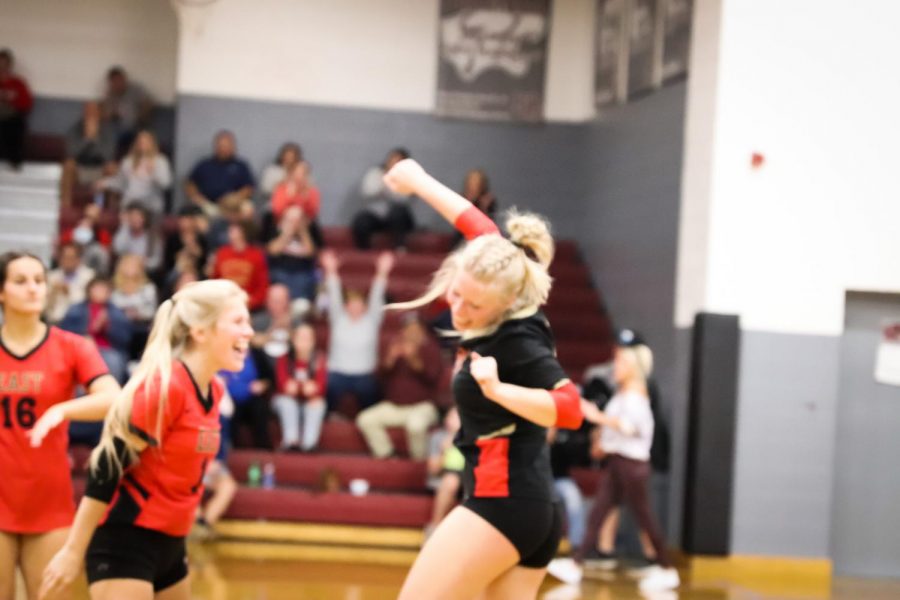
[
  {"x1": 638, "y1": 566, "x2": 680, "y2": 592},
  {"x1": 625, "y1": 556, "x2": 658, "y2": 579},
  {"x1": 583, "y1": 551, "x2": 618, "y2": 571},
  {"x1": 546, "y1": 558, "x2": 583, "y2": 585}
]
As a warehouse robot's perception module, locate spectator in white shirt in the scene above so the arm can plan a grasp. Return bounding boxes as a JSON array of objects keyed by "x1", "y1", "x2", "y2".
[
  {"x1": 46, "y1": 242, "x2": 95, "y2": 323},
  {"x1": 549, "y1": 344, "x2": 680, "y2": 592},
  {"x1": 101, "y1": 130, "x2": 171, "y2": 216}
]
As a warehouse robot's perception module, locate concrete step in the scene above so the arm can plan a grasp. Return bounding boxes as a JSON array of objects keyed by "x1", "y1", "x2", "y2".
[
  {"x1": 0, "y1": 161, "x2": 62, "y2": 180},
  {"x1": 0, "y1": 185, "x2": 60, "y2": 210},
  {"x1": 0, "y1": 232, "x2": 54, "y2": 264},
  {"x1": 0, "y1": 207, "x2": 58, "y2": 237},
  {"x1": 0, "y1": 173, "x2": 61, "y2": 189}
]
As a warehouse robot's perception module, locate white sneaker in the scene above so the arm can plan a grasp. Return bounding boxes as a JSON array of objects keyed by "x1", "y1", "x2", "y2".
[
  {"x1": 638, "y1": 566, "x2": 680, "y2": 592},
  {"x1": 546, "y1": 558, "x2": 583, "y2": 585},
  {"x1": 541, "y1": 582, "x2": 582, "y2": 600},
  {"x1": 625, "y1": 562, "x2": 658, "y2": 579}
]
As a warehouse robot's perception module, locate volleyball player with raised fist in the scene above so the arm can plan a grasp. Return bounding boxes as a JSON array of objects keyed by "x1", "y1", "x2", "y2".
[{"x1": 384, "y1": 160, "x2": 583, "y2": 599}]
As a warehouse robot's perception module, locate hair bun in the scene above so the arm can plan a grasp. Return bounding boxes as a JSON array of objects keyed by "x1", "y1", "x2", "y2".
[{"x1": 505, "y1": 211, "x2": 554, "y2": 268}]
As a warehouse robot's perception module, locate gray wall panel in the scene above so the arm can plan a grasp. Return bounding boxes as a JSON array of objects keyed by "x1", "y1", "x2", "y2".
[
  {"x1": 28, "y1": 96, "x2": 176, "y2": 156},
  {"x1": 731, "y1": 331, "x2": 840, "y2": 557},
  {"x1": 578, "y1": 83, "x2": 689, "y2": 539},
  {"x1": 832, "y1": 292, "x2": 900, "y2": 576},
  {"x1": 174, "y1": 95, "x2": 590, "y2": 234}
]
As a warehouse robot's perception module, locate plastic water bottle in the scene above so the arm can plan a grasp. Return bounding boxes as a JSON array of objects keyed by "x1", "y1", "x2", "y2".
[
  {"x1": 247, "y1": 462, "x2": 262, "y2": 488},
  {"x1": 262, "y1": 462, "x2": 276, "y2": 490}
]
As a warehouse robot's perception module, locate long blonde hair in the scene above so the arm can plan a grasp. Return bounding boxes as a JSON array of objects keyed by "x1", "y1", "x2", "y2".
[
  {"x1": 113, "y1": 254, "x2": 149, "y2": 293},
  {"x1": 129, "y1": 130, "x2": 160, "y2": 163},
  {"x1": 90, "y1": 279, "x2": 247, "y2": 475},
  {"x1": 390, "y1": 210, "x2": 554, "y2": 322}
]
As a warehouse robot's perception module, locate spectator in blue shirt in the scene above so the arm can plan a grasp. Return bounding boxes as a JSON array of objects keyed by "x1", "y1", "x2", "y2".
[
  {"x1": 59, "y1": 276, "x2": 132, "y2": 384},
  {"x1": 218, "y1": 346, "x2": 274, "y2": 449},
  {"x1": 185, "y1": 130, "x2": 255, "y2": 217}
]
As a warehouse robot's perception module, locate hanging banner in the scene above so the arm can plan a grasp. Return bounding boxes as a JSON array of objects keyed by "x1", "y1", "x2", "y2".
[
  {"x1": 875, "y1": 322, "x2": 900, "y2": 387},
  {"x1": 436, "y1": 0, "x2": 551, "y2": 123},
  {"x1": 662, "y1": 0, "x2": 692, "y2": 81},
  {"x1": 595, "y1": 0, "x2": 626, "y2": 108},
  {"x1": 627, "y1": 0, "x2": 657, "y2": 98}
]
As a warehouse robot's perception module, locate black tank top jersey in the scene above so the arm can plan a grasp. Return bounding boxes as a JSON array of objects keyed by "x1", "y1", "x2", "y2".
[{"x1": 454, "y1": 310, "x2": 569, "y2": 502}]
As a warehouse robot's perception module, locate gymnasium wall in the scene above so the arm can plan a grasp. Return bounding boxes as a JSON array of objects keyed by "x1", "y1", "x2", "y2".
[
  {"x1": 173, "y1": 0, "x2": 595, "y2": 122},
  {"x1": 0, "y1": 0, "x2": 178, "y2": 146},
  {"x1": 677, "y1": 0, "x2": 900, "y2": 335},
  {"x1": 678, "y1": 0, "x2": 900, "y2": 560},
  {"x1": 171, "y1": 0, "x2": 600, "y2": 226},
  {"x1": 577, "y1": 82, "x2": 689, "y2": 539},
  {"x1": 0, "y1": 0, "x2": 178, "y2": 103}
]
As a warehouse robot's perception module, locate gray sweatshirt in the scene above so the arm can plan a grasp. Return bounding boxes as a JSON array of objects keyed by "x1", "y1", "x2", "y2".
[{"x1": 326, "y1": 273, "x2": 386, "y2": 375}]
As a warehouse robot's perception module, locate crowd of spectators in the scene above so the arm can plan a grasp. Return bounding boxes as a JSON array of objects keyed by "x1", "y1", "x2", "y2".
[{"x1": 4, "y1": 56, "x2": 489, "y2": 457}]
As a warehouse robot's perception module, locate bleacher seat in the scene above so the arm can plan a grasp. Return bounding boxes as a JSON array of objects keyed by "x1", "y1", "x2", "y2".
[
  {"x1": 226, "y1": 487, "x2": 432, "y2": 528},
  {"x1": 24, "y1": 133, "x2": 66, "y2": 163}
]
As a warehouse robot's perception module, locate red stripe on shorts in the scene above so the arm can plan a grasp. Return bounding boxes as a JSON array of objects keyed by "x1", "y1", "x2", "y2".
[{"x1": 474, "y1": 437, "x2": 510, "y2": 497}]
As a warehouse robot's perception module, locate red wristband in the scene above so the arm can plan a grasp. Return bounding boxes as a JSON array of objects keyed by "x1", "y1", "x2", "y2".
[
  {"x1": 550, "y1": 382, "x2": 583, "y2": 429},
  {"x1": 454, "y1": 206, "x2": 500, "y2": 240}
]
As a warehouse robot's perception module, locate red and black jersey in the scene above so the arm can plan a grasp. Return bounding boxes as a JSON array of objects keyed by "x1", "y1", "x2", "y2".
[
  {"x1": 100, "y1": 361, "x2": 222, "y2": 537},
  {"x1": 0, "y1": 327, "x2": 109, "y2": 533},
  {"x1": 454, "y1": 311, "x2": 570, "y2": 501}
]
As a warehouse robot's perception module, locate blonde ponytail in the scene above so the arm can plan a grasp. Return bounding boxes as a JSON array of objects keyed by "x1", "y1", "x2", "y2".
[{"x1": 90, "y1": 279, "x2": 247, "y2": 476}]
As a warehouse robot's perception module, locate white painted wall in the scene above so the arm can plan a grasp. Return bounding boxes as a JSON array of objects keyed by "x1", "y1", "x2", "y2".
[
  {"x1": 674, "y1": 0, "x2": 722, "y2": 328},
  {"x1": 676, "y1": 0, "x2": 900, "y2": 336},
  {"x1": 2, "y1": 0, "x2": 593, "y2": 120},
  {"x1": 174, "y1": 0, "x2": 595, "y2": 122},
  {"x1": 0, "y1": 0, "x2": 178, "y2": 102}
]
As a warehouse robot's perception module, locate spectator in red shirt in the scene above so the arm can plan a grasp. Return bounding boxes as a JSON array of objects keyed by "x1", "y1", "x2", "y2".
[
  {"x1": 271, "y1": 160, "x2": 320, "y2": 222},
  {"x1": 272, "y1": 323, "x2": 328, "y2": 451},
  {"x1": 211, "y1": 221, "x2": 269, "y2": 311},
  {"x1": 356, "y1": 315, "x2": 443, "y2": 459},
  {"x1": 0, "y1": 49, "x2": 33, "y2": 169}
]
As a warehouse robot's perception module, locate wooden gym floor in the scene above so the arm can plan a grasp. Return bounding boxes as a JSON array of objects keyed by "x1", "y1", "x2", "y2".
[{"x1": 17, "y1": 543, "x2": 900, "y2": 600}]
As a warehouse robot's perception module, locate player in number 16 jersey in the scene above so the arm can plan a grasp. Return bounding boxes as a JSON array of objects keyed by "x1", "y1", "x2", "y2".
[{"x1": 0, "y1": 252, "x2": 120, "y2": 600}]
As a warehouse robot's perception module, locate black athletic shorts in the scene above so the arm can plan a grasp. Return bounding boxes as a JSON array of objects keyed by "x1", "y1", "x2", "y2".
[
  {"x1": 86, "y1": 524, "x2": 188, "y2": 592},
  {"x1": 463, "y1": 497, "x2": 563, "y2": 568}
]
